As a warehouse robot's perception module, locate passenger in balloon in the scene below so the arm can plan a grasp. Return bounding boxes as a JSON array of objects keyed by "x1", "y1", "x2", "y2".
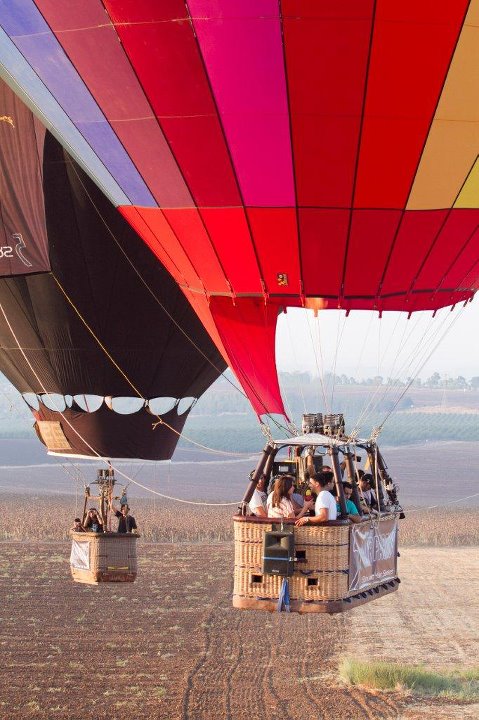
[
  {"x1": 295, "y1": 472, "x2": 337, "y2": 526},
  {"x1": 267, "y1": 475, "x2": 313, "y2": 519},
  {"x1": 358, "y1": 475, "x2": 378, "y2": 512},
  {"x1": 111, "y1": 503, "x2": 138, "y2": 534},
  {"x1": 337, "y1": 482, "x2": 361, "y2": 523},
  {"x1": 84, "y1": 508, "x2": 104, "y2": 533},
  {"x1": 248, "y1": 473, "x2": 267, "y2": 517},
  {"x1": 70, "y1": 517, "x2": 85, "y2": 533}
]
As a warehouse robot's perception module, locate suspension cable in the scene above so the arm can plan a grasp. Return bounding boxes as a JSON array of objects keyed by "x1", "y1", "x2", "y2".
[
  {"x1": 330, "y1": 311, "x2": 348, "y2": 411},
  {"x1": 306, "y1": 311, "x2": 328, "y2": 412},
  {"x1": 66, "y1": 157, "x2": 247, "y2": 400},
  {"x1": 49, "y1": 274, "x2": 255, "y2": 457},
  {"x1": 285, "y1": 311, "x2": 307, "y2": 414},
  {"x1": 0, "y1": 301, "x2": 244, "y2": 505},
  {"x1": 352, "y1": 306, "x2": 463, "y2": 437},
  {"x1": 377, "y1": 305, "x2": 467, "y2": 431}
]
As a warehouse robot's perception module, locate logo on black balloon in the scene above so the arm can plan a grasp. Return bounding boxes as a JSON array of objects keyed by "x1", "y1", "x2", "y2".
[{"x1": 11, "y1": 233, "x2": 32, "y2": 267}]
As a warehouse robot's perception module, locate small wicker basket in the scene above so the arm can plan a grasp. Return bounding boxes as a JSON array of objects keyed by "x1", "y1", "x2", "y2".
[{"x1": 70, "y1": 531, "x2": 138, "y2": 585}]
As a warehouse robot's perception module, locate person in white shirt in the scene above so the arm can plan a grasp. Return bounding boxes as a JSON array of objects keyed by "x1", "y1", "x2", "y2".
[
  {"x1": 248, "y1": 474, "x2": 268, "y2": 517},
  {"x1": 295, "y1": 472, "x2": 337, "y2": 526}
]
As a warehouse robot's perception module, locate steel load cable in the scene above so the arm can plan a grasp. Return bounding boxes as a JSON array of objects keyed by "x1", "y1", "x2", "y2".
[
  {"x1": 0, "y1": 302, "x2": 240, "y2": 506},
  {"x1": 68, "y1": 157, "x2": 293, "y2": 437}
]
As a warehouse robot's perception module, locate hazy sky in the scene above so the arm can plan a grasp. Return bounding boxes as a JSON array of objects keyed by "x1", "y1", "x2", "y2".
[{"x1": 275, "y1": 298, "x2": 479, "y2": 381}]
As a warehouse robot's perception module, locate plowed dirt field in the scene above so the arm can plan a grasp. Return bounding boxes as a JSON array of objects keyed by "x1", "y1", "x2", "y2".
[{"x1": 0, "y1": 544, "x2": 477, "y2": 720}]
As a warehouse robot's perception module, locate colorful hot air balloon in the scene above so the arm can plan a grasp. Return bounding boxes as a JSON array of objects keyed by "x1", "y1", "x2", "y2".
[
  {"x1": 1, "y1": 1, "x2": 478, "y2": 417},
  {"x1": 0, "y1": 76, "x2": 225, "y2": 459}
]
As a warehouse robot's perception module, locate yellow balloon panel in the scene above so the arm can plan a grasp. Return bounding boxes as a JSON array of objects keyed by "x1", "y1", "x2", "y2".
[{"x1": 408, "y1": 3, "x2": 479, "y2": 210}]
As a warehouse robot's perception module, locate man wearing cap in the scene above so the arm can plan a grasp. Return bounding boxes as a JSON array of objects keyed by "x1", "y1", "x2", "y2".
[{"x1": 111, "y1": 502, "x2": 138, "y2": 534}]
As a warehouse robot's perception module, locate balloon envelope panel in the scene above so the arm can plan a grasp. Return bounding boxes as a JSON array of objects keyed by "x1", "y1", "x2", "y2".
[
  {"x1": 0, "y1": 78, "x2": 226, "y2": 459},
  {"x1": 1, "y1": 1, "x2": 478, "y2": 415}
]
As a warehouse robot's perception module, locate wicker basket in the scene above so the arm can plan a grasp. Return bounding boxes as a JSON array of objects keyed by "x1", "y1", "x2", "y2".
[
  {"x1": 70, "y1": 531, "x2": 138, "y2": 584},
  {"x1": 233, "y1": 515, "x2": 399, "y2": 613}
]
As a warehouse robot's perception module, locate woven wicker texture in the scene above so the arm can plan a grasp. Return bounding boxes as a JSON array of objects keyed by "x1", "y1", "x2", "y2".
[
  {"x1": 70, "y1": 533, "x2": 138, "y2": 584},
  {"x1": 233, "y1": 519, "x2": 350, "y2": 601}
]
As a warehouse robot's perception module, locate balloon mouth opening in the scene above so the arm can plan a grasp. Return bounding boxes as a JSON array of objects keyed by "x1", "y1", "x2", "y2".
[{"x1": 23, "y1": 393, "x2": 196, "y2": 416}]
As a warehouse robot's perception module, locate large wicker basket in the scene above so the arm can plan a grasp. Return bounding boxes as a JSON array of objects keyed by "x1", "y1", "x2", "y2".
[
  {"x1": 233, "y1": 515, "x2": 399, "y2": 613},
  {"x1": 70, "y1": 532, "x2": 138, "y2": 584}
]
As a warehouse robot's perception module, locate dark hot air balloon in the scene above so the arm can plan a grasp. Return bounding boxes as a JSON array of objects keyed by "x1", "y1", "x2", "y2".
[{"x1": 0, "y1": 76, "x2": 226, "y2": 460}]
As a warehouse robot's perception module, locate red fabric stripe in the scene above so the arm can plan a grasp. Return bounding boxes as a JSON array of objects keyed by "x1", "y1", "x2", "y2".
[
  {"x1": 199, "y1": 209, "x2": 263, "y2": 294},
  {"x1": 106, "y1": 0, "x2": 241, "y2": 207},
  {"x1": 36, "y1": 0, "x2": 193, "y2": 208},
  {"x1": 355, "y1": 1, "x2": 469, "y2": 208},
  {"x1": 246, "y1": 208, "x2": 301, "y2": 296},
  {"x1": 414, "y1": 210, "x2": 479, "y2": 290},
  {"x1": 299, "y1": 209, "x2": 349, "y2": 298},
  {"x1": 162, "y1": 209, "x2": 230, "y2": 293},
  {"x1": 382, "y1": 210, "x2": 448, "y2": 295},
  {"x1": 314, "y1": 290, "x2": 472, "y2": 313},
  {"x1": 181, "y1": 290, "x2": 229, "y2": 366},
  {"x1": 283, "y1": 1, "x2": 373, "y2": 207},
  {"x1": 343, "y1": 209, "x2": 402, "y2": 297},
  {"x1": 119, "y1": 206, "x2": 201, "y2": 290},
  {"x1": 209, "y1": 297, "x2": 285, "y2": 416}
]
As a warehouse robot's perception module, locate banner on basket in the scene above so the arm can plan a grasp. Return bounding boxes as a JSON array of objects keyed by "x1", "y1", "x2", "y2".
[
  {"x1": 349, "y1": 517, "x2": 398, "y2": 591},
  {"x1": 70, "y1": 540, "x2": 90, "y2": 570}
]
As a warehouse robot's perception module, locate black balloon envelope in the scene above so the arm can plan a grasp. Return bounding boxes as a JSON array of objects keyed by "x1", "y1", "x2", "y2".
[{"x1": 0, "y1": 79, "x2": 225, "y2": 459}]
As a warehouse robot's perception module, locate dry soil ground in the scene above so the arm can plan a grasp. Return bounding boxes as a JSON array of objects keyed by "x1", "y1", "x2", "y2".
[{"x1": 0, "y1": 542, "x2": 477, "y2": 720}]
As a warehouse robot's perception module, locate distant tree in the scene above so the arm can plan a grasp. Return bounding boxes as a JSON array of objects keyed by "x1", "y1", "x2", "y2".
[
  {"x1": 426, "y1": 371, "x2": 441, "y2": 388},
  {"x1": 470, "y1": 376, "x2": 479, "y2": 389}
]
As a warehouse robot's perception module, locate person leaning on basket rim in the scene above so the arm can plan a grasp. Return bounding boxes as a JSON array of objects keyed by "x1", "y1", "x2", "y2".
[
  {"x1": 70, "y1": 517, "x2": 85, "y2": 533},
  {"x1": 110, "y1": 502, "x2": 138, "y2": 534},
  {"x1": 295, "y1": 471, "x2": 337, "y2": 526}
]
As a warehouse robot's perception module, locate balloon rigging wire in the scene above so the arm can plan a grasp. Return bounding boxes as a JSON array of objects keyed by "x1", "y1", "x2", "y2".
[
  {"x1": 351, "y1": 311, "x2": 375, "y2": 382},
  {"x1": 357, "y1": 306, "x2": 461, "y2": 436},
  {"x1": 353, "y1": 309, "x2": 443, "y2": 433},
  {"x1": 372, "y1": 309, "x2": 458, "y2": 427},
  {"x1": 49, "y1": 273, "x2": 256, "y2": 456},
  {"x1": 352, "y1": 312, "x2": 423, "y2": 433},
  {"x1": 306, "y1": 311, "x2": 328, "y2": 412},
  {"x1": 356, "y1": 311, "x2": 406, "y2": 425},
  {"x1": 284, "y1": 311, "x2": 307, "y2": 414},
  {"x1": 350, "y1": 304, "x2": 466, "y2": 438},
  {"x1": 407, "y1": 492, "x2": 479, "y2": 513},
  {"x1": 66, "y1": 158, "x2": 247, "y2": 401},
  {"x1": 378, "y1": 304, "x2": 467, "y2": 430},
  {"x1": 360, "y1": 312, "x2": 430, "y2": 426},
  {"x1": 377, "y1": 312, "x2": 381, "y2": 377},
  {"x1": 0, "y1": 301, "x2": 240, "y2": 506},
  {"x1": 66, "y1": 158, "x2": 294, "y2": 440},
  {"x1": 329, "y1": 310, "x2": 348, "y2": 411}
]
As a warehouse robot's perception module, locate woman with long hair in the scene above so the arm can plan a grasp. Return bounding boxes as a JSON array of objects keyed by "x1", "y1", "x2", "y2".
[{"x1": 266, "y1": 475, "x2": 297, "y2": 518}]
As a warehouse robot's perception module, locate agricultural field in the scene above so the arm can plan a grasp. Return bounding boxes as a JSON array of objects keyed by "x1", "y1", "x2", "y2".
[
  {"x1": 1, "y1": 495, "x2": 478, "y2": 720},
  {"x1": 0, "y1": 543, "x2": 478, "y2": 719},
  {"x1": 2, "y1": 493, "x2": 479, "y2": 547},
  {"x1": 0, "y1": 438, "x2": 477, "y2": 719}
]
